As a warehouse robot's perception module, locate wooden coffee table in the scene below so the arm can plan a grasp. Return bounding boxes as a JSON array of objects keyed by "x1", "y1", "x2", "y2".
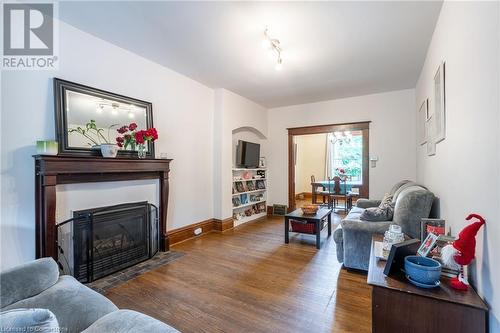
[
  {"x1": 284, "y1": 208, "x2": 332, "y2": 249},
  {"x1": 368, "y1": 235, "x2": 488, "y2": 333}
]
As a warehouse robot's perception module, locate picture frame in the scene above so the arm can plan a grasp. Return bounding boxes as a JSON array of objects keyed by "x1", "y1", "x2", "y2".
[
  {"x1": 417, "y1": 233, "x2": 439, "y2": 257},
  {"x1": 420, "y1": 218, "x2": 446, "y2": 240},
  {"x1": 426, "y1": 115, "x2": 436, "y2": 156},
  {"x1": 418, "y1": 98, "x2": 429, "y2": 146},
  {"x1": 433, "y1": 61, "x2": 446, "y2": 143},
  {"x1": 426, "y1": 140, "x2": 436, "y2": 156},
  {"x1": 383, "y1": 239, "x2": 421, "y2": 276}
]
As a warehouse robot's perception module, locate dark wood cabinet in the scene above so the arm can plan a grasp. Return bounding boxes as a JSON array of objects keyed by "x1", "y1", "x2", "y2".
[
  {"x1": 368, "y1": 235, "x2": 488, "y2": 333},
  {"x1": 34, "y1": 155, "x2": 172, "y2": 260}
]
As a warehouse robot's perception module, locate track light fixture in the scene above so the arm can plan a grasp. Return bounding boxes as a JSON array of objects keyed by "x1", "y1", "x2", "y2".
[{"x1": 262, "y1": 27, "x2": 283, "y2": 71}]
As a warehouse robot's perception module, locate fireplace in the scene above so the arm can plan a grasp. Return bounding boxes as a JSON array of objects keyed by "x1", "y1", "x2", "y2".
[{"x1": 58, "y1": 201, "x2": 159, "y2": 283}]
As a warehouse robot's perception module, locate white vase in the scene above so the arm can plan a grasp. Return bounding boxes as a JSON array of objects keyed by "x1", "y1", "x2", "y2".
[{"x1": 100, "y1": 144, "x2": 119, "y2": 158}]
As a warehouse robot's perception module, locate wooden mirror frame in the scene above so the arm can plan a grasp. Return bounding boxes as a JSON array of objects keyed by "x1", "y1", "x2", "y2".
[{"x1": 54, "y1": 78, "x2": 155, "y2": 158}]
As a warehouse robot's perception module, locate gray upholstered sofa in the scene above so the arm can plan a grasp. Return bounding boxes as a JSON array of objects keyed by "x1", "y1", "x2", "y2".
[
  {"x1": 333, "y1": 180, "x2": 434, "y2": 271},
  {"x1": 0, "y1": 258, "x2": 180, "y2": 333}
]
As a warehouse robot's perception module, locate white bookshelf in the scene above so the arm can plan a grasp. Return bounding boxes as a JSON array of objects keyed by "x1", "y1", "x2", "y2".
[{"x1": 232, "y1": 168, "x2": 267, "y2": 225}]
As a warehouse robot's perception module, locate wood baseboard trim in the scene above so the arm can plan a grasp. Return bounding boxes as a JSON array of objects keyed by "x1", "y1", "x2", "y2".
[
  {"x1": 167, "y1": 219, "x2": 214, "y2": 246},
  {"x1": 213, "y1": 218, "x2": 234, "y2": 232},
  {"x1": 168, "y1": 217, "x2": 236, "y2": 246},
  {"x1": 295, "y1": 192, "x2": 313, "y2": 199}
]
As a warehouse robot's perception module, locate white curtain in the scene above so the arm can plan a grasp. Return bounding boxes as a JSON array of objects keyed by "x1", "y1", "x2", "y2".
[{"x1": 325, "y1": 133, "x2": 335, "y2": 179}]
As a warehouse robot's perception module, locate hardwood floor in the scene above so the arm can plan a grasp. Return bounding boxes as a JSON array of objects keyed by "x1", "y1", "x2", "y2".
[{"x1": 105, "y1": 215, "x2": 372, "y2": 333}]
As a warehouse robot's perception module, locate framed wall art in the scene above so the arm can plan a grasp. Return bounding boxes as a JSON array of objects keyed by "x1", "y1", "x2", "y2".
[{"x1": 433, "y1": 61, "x2": 446, "y2": 143}]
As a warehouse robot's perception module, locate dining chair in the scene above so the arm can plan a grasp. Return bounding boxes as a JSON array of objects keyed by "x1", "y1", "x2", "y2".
[
  {"x1": 311, "y1": 175, "x2": 329, "y2": 204},
  {"x1": 327, "y1": 176, "x2": 347, "y2": 212}
]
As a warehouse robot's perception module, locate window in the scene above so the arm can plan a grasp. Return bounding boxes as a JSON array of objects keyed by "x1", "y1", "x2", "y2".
[{"x1": 327, "y1": 131, "x2": 363, "y2": 184}]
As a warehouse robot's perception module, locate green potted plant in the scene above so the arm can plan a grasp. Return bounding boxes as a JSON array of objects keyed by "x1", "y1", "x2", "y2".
[{"x1": 68, "y1": 120, "x2": 119, "y2": 157}]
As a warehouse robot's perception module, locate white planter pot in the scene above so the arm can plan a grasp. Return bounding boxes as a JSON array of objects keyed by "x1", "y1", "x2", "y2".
[{"x1": 100, "y1": 144, "x2": 119, "y2": 158}]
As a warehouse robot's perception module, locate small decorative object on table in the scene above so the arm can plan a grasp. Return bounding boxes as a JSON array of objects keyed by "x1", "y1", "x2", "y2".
[
  {"x1": 100, "y1": 143, "x2": 119, "y2": 158},
  {"x1": 36, "y1": 140, "x2": 58, "y2": 155},
  {"x1": 382, "y1": 224, "x2": 405, "y2": 259},
  {"x1": 383, "y1": 239, "x2": 421, "y2": 276},
  {"x1": 404, "y1": 255, "x2": 442, "y2": 288},
  {"x1": 115, "y1": 122, "x2": 158, "y2": 159},
  {"x1": 417, "y1": 232, "x2": 439, "y2": 257},
  {"x1": 420, "y1": 218, "x2": 445, "y2": 240},
  {"x1": 335, "y1": 167, "x2": 349, "y2": 182},
  {"x1": 441, "y1": 213, "x2": 485, "y2": 290},
  {"x1": 301, "y1": 204, "x2": 319, "y2": 215}
]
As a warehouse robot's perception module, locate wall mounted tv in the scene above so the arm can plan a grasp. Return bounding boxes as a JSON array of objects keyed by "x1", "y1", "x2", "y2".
[{"x1": 236, "y1": 140, "x2": 260, "y2": 168}]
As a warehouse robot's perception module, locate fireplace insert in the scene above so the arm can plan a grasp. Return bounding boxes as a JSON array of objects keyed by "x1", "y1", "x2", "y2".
[{"x1": 57, "y1": 201, "x2": 158, "y2": 283}]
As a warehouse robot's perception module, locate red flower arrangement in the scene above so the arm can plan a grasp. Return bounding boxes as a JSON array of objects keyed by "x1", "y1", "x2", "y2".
[{"x1": 115, "y1": 123, "x2": 158, "y2": 149}]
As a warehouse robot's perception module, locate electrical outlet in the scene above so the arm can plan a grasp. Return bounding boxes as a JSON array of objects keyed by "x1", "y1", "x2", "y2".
[{"x1": 194, "y1": 227, "x2": 202, "y2": 236}]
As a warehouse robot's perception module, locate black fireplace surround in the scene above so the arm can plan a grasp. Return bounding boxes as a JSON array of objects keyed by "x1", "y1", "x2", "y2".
[{"x1": 58, "y1": 201, "x2": 158, "y2": 283}]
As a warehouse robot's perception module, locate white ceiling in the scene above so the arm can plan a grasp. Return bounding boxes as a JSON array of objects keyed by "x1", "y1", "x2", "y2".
[{"x1": 59, "y1": 1, "x2": 442, "y2": 108}]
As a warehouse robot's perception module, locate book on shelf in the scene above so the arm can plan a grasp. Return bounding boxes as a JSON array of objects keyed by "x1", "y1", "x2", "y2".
[
  {"x1": 235, "y1": 181, "x2": 245, "y2": 192},
  {"x1": 256, "y1": 180, "x2": 266, "y2": 189},
  {"x1": 240, "y1": 194, "x2": 248, "y2": 204},
  {"x1": 250, "y1": 193, "x2": 264, "y2": 202},
  {"x1": 246, "y1": 181, "x2": 255, "y2": 191}
]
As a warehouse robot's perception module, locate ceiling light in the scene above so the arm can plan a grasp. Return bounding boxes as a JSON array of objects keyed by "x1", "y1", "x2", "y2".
[{"x1": 263, "y1": 27, "x2": 283, "y2": 71}]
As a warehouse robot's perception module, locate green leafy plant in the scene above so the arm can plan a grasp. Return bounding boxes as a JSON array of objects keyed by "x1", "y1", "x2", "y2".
[{"x1": 68, "y1": 120, "x2": 118, "y2": 147}]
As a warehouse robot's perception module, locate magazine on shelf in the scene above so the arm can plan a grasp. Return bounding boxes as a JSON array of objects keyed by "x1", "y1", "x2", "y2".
[
  {"x1": 256, "y1": 180, "x2": 266, "y2": 189},
  {"x1": 235, "y1": 181, "x2": 245, "y2": 192},
  {"x1": 246, "y1": 181, "x2": 255, "y2": 191},
  {"x1": 240, "y1": 194, "x2": 248, "y2": 204}
]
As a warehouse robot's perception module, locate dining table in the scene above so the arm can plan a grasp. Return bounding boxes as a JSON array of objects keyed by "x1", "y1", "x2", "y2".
[{"x1": 310, "y1": 179, "x2": 360, "y2": 210}]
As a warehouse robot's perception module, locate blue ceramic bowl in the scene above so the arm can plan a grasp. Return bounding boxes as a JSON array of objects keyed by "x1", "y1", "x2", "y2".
[{"x1": 404, "y1": 255, "x2": 441, "y2": 285}]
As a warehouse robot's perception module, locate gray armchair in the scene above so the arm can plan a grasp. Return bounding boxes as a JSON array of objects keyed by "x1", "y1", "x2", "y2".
[
  {"x1": 1, "y1": 258, "x2": 179, "y2": 333},
  {"x1": 334, "y1": 181, "x2": 434, "y2": 271}
]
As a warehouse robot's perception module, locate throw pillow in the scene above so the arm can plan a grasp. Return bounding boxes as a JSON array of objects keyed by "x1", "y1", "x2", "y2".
[
  {"x1": 379, "y1": 193, "x2": 393, "y2": 207},
  {"x1": 0, "y1": 308, "x2": 59, "y2": 333},
  {"x1": 360, "y1": 206, "x2": 393, "y2": 221},
  {"x1": 360, "y1": 194, "x2": 395, "y2": 221}
]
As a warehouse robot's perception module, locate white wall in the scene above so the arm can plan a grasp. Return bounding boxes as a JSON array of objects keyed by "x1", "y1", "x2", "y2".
[
  {"x1": 415, "y1": 1, "x2": 500, "y2": 330},
  {"x1": 213, "y1": 89, "x2": 267, "y2": 220},
  {"x1": 295, "y1": 134, "x2": 327, "y2": 194},
  {"x1": 267, "y1": 89, "x2": 417, "y2": 205},
  {"x1": 0, "y1": 21, "x2": 215, "y2": 270}
]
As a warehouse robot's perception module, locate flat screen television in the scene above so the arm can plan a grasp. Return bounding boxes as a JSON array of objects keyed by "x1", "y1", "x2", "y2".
[{"x1": 236, "y1": 140, "x2": 260, "y2": 168}]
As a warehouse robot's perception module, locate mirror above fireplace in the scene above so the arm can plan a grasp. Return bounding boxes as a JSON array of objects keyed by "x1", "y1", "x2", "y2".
[{"x1": 54, "y1": 78, "x2": 155, "y2": 158}]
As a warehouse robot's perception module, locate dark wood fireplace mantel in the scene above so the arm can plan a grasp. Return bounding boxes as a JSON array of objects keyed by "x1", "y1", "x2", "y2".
[{"x1": 34, "y1": 155, "x2": 172, "y2": 260}]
